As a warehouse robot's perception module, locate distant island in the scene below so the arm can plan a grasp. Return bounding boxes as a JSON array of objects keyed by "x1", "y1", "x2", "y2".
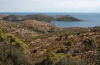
[{"x1": 1, "y1": 14, "x2": 82, "y2": 22}]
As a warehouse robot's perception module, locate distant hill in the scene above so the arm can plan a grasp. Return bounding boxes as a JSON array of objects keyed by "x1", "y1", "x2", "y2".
[
  {"x1": 0, "y1": 14, "x2": 8, "y2": 19},
  {"x1": 2, "y1": 14, "x2": 82, "y2": 22},
  {"x1": 3, "y1": 15, "x2": 24, "y2": 22}
]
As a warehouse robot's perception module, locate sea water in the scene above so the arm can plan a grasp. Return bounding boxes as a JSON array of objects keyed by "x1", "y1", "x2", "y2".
[{"x1": 0, "y1": 12, "x2": 100, "y2": 28}]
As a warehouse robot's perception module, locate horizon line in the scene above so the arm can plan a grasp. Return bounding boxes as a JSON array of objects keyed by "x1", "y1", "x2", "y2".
[{"x1": 0, "y1": 12, "x2": 100, "y2": 13}]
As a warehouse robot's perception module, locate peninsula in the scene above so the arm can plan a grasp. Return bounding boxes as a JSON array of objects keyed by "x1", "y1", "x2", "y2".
[{"x1": 2, "y1": 14, "x2": 82, "y2": 22}]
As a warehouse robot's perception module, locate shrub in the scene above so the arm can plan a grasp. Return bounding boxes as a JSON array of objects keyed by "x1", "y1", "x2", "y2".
[
  {"x1": 64, "y1": 40, "x2": 73, "y2": 47},
  {"x1": 36, "y1": 52, "x2": 86, "y2": 65},
  {"x1": 0, "y1": 42, "x2": 31, "y2": 65},
  {"x1": 0, "y1": 29, "x2": 3, "y2": 34},
  {"x1": 56, "y1": 54, "x2": 86, "y2": 65},
  {"x1": 0, "y1": 29, "x2": 31, "y2": 65},
  {"x1": 0, "y1": 30, "x2": 29, "y2": 53},
  {"x1": 84, "y1": 38, "x2": 98, "y2": 49},
  {"x1": 57, "y1": 47, "x2": 67, "y2": 53},
  {"x1": 36, "y1": 52, "x2": 66, "y2": 65}
]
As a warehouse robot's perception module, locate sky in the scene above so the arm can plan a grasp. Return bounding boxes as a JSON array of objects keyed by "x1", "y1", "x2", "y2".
[{"x1": 0, "y1": 0, "x2": 100, "y2": 13}]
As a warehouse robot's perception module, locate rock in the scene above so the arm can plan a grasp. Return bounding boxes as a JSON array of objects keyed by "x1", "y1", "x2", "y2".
[
  {"x1": 37, "y1": 49, "x2": 47, "y2": 56},
  {"x1": 87, "y1": 30, "x2": 91, "y2": 32},
  {"x1": 68, "y1": 35, "x2": 74, "y2": 38}
]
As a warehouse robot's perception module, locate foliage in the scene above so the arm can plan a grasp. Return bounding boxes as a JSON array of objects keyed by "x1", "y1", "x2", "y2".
[
  {"x1": 56, "y1": 54, "x2": 86, "y2": 65},
  {"x1": 35, "y1": 52, "x2": 66, "y2": 65},
  {"x1": 35, "y1": 52, "x2": 86, "y2": 65},
  {"x1": 95, "y1": 50, "x2": 100, "y2": 65},
  {"x1": 0, "y1": 29, "x2": 32, "y2": 65},
  {"x1": 84, "y1": 38, "x2": 98, "y2": 49},
  {"x1": 66, "y1": 40, "x2": 73, "y2": 46},
  {"x1": 0, "y1": 29, "x2": 28, "y2": 53},
  {"x1": 57, "y1": 47, "x2": 67, "y2": 53},
  {"x1": 0, "y1": 42, "x2": 31, "y2": 65},
  {"x1": 0, "y1": 29, "x2": 3, "y2": 34},
  {"x1": 27, "y1": 26, "x2": 45, "y2": 34}
]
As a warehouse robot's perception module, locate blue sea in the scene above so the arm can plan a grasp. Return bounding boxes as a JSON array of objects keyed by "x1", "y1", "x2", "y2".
[{"x1": 0, "y1": 12, "x2": 100, "y2": 28}]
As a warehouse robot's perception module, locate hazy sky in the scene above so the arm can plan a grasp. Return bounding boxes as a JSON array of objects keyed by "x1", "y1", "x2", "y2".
[{"x1": 0, "y1": 0, "x2": 100, "y2": 12}]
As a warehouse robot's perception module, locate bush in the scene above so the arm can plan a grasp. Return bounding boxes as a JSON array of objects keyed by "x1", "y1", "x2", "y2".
[
  {"x1": 84, "y1": 38, "x2": 98, "y2": 49},
  {"x1": 56, "y1": 54, "x2": 86, "y2": 65},
  {"x1": 0, "y1": 29, "x2": 3, "y2": 34},
  {"x1": 0, "y1": 29, "x2": 32, "y2": 65},
  {"x1": 35, "y1": 52, "x2": 86, "y2": 65},
  {"x1": 0, "y1": 30, "x2": 29, "y2": 53},
  {"x1": 57, "y1": 47, "x2": 67, "y2": 53},
  {"x1": 64, "y1": 40, "x2": 73, "y2": 47},
  {"x1": 36, "y1": 52, "x2": 66, "y2": 65},
  {"x1": 0, "y1": 42, "x2": 31, "y2": 65}
]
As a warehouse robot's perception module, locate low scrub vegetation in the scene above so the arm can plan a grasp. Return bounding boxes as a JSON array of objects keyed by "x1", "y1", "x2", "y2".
[
  {"x1": 35, "y1": 52, "x2": 86, "y2": 65},
  {"x1": 0, "y1": 29, "x2": 32, "y2": 65}
]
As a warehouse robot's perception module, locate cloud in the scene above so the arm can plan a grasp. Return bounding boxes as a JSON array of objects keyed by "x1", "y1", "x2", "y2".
[
  {"x1": 0, "y1": 0, "x2": 100, "y2": 12},
  {"x1": 56, "y1": 1, "x2": 100, "y2": 8},
  {"x1": 44, "y1": 0, "x2": 100, "y2": 12}
]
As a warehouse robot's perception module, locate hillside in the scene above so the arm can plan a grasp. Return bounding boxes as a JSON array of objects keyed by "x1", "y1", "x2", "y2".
[
  {"x1": 0, "y1": 14, "x2": 100, "y2": 65},
  {"x1": 0, "y1": 19, "x2": 59, "y2": 43}
]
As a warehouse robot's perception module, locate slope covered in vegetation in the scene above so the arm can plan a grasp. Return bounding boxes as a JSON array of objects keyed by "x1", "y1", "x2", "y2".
[
  {"x1": 0, "y1": 29, "x2": 32, "y2": 65},
  {"x1": 0, "y1": 14, "x2": 100, "y2": 65}
]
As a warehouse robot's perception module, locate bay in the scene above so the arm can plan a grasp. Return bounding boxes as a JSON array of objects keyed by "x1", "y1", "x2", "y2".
[
  {"x1": 50, "y1": 13, "x2": 100, "y2": 28},
  {"x1": 0, "y1": 12, "x2": 100, "y2": 28}
]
